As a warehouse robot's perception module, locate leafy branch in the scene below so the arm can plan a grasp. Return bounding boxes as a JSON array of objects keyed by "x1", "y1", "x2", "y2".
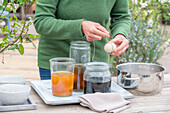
[
  {"x1": 0, "y1": 0, "x2": 38, "y2": 55},
  {"x1": 0, "y1": 1, "x2": 7, "y2": 17}
]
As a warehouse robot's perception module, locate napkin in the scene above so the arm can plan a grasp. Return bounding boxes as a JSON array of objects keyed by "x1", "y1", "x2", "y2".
[{"x1": 79, "y1": 93, "x2": 130, "y2": 113}]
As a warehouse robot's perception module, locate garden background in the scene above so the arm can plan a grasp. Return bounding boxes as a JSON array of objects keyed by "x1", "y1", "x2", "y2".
[{"x1": 0, "y1": 0, "x2": 169, "y2": 80}]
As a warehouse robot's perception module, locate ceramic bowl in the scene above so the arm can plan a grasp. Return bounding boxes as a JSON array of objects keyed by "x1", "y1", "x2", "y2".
[
  {"x1": 0, "y1": 84, "x2": 31, "y2": 105},
  {"x1": 0, "y1": 75, "x2": 26, "y2": 85}
]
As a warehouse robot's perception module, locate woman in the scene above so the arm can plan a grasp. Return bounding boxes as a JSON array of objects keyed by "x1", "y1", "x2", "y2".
[{"x1": 34, "y1": 0, "x2": 131, "y2": 80}]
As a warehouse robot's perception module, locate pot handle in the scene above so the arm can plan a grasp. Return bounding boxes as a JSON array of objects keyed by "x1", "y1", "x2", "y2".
[{"x1": 123, "y1": 73, "x2": 141, "y2": 80}]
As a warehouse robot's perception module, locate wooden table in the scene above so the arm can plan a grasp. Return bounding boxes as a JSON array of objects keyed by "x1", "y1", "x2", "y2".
[{"x1": 10, "y1": 74, "x2": 170, "y2": 113}]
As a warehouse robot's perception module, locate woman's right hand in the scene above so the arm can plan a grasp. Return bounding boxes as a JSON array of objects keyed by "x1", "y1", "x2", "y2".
[{"x1": 81, "y1": 20, "x2": 110, "y2": 41}]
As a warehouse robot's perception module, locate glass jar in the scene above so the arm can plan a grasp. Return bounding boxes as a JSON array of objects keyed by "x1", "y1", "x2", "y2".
[
  {"x1": 49, "y1": 58, "x2": 75, "y2": 96},
  {"x1": 83, "y1": 62, "x2": 111, "y2": 94},
  {"x1": 69, "y1": 41, "x2": 90, "y2": 92}
]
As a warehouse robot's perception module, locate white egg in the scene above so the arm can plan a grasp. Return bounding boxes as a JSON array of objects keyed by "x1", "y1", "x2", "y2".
[{"x1": 104, "y1": 43, "x2": 116, "y2": 53}]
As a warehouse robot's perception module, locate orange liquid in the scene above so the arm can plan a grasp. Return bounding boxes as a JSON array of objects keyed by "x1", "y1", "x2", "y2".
[{"x1": 51, "y1": 72, "x2": 74, "y2": 96}]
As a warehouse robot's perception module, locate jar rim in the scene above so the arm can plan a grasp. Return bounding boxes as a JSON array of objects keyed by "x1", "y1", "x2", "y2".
[
  {"x1": 84, "y1": 62, "x2": 110, "y2": 70},
  {"x1": 70, "y1": 41, "x2": 90, "y2": 47},
  {"x1": 49, "y1": 57, "x2": 75, "y2": 64}
]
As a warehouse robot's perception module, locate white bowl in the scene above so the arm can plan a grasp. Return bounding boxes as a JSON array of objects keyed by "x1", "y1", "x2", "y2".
[
  {"x1": 0, "y1": 75, "x2": 26, "y2": 85},
  {"x1": 0, "y1": 84, "x2": 31, "y2": 105}
]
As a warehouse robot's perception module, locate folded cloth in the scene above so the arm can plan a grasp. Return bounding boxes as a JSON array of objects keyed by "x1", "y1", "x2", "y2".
[{"x1": 79, "y1": 93, "x2": 130, "y2": 113}]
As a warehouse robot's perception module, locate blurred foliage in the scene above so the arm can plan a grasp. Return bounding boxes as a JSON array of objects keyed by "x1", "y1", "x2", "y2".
[
  {"x1": 0, "y1": 0, "x2": 38, "y2": 56},
  {"x1": 110, "y1": 0, "x2": 170, "y2": 76}
]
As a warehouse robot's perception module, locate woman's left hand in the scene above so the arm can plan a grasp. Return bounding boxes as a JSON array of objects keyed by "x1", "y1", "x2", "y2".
[{"x1": 109, "y1": 34, "x2": 129, "y2": 56}]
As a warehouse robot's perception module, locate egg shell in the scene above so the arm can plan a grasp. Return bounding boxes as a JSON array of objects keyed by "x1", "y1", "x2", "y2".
[{"x1": 104, "y1": 43, "x2": 116, "y2": 53}]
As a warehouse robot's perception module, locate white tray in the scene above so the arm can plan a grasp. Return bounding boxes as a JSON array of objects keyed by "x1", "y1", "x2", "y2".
[
  {"x1": 30, "y1": 80, "x2": 134, "y2": 105},
  {"x1": 0, "y1": 96, "x2": 37, "y2": 112}
]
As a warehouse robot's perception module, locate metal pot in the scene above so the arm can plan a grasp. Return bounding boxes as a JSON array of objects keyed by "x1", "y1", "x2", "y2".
[{"x1": 116, "y1": 63, "x2": 165, "y2": 96}]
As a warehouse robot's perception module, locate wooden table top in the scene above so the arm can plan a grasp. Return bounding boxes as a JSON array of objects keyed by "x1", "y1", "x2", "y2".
[{"x1": 10, "y1": 74, "x2": 170, "y2": 113}]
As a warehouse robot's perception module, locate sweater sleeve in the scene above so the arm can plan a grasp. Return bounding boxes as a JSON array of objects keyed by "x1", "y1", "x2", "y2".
[
  {"x1": 33, "y1": 0, "x2": 84, "y2": 40},
  {"x1": 109, "y1": 0, "x2": 131, "y2": 39}
]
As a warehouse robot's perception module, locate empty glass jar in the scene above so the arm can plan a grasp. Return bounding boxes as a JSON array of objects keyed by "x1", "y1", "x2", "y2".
[
  {"x1": 83, "y1": 62, "x2": 111, "y2": 94},
  {"x1": 69, "y1": 41, "x2": 90, "y2": 92}
]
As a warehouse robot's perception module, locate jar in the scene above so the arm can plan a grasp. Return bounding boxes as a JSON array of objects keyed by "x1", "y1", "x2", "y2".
[
  {"x1": 49, "y1": 58, "x2": 75, "y2": 96},
  {"x1": 83, "y1": 62, "x2": 111, "y2": 94},
  {"x1": 69, "y1": 41, "x2": 90, "y2": 92}
]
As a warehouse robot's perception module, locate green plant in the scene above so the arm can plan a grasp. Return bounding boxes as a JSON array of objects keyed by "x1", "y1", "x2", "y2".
[
  {"x1": 110, "y1": 0, "x2": 170, "y2": 76},
  {"x1": 0, "y1": 0, "x2": 38, "y2": 60},
  {"x1": 129, "y1": 0, "x2": 170, "y2": 25}
]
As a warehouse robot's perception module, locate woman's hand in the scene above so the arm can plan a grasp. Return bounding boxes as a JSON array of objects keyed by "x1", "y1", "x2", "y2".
[
  {"x1": 81, "y1": 20, "x2": 110, "y2": 41},
  {"x1": 109, "y1": 34, "x2": 129, "y2": 56}
]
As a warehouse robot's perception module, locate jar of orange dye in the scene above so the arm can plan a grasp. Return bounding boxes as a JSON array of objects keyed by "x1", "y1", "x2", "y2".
[{"x1": 49, "y1": 58, "x2": 75, "y2": 97}]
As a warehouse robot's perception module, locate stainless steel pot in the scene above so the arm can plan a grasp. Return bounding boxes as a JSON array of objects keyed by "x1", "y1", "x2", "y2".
[{"x1": 116, "y1": 63, "x2": 165, "y2": 96}]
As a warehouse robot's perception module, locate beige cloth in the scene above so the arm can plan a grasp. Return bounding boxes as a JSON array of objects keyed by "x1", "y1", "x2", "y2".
[{"x1": 79, "y1": 93, "x2": 130, "y2": 113}]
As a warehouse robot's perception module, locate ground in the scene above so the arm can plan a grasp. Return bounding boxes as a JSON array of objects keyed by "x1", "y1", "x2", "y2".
[{"x1": 0, "y1": 21, "x2": 169, "y2": 80}]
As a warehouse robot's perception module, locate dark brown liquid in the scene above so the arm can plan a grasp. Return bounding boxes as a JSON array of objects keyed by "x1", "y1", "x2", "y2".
[
  {"x1": 73, "y1": 64, "x2": 86, "y2": 91},
  {"x1": 83, "y1": 77, "x2": 111, "y2": 94}
]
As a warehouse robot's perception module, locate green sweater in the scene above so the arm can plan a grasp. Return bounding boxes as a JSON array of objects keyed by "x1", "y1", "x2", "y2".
[{"x1": 34, "y1": 0, "x2": 130, "y2": 69}]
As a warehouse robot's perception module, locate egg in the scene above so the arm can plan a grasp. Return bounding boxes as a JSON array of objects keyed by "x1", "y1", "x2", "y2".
[{"x1": 104, "y1": 42, "x2": 116, "y2": 53}]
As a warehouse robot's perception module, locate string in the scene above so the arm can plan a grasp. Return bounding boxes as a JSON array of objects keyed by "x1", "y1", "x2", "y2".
[
  {"x1": 92, "y1": 40, "x2": 96, "y2": 62},
  {"x1": 2, "y1": 51, "x2": 4, "y2": 64},
  {"x1": 91, "y1": 36, "x2": 110, "y2": 62}
]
